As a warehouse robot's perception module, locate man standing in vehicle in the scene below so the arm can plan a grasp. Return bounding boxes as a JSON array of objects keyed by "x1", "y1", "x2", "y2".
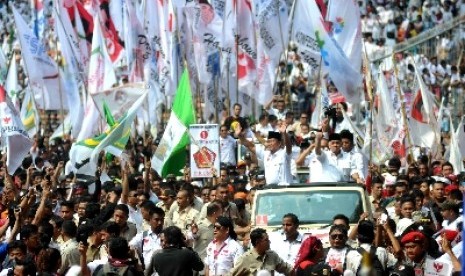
[{"x1": 235, "y1": 123, "x2": 292, "y2": 185}]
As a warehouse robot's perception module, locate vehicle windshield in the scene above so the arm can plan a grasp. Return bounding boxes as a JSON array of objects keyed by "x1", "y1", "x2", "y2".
[{"x1": 255, "y1": 190, "x2": 364, "y2": 226}]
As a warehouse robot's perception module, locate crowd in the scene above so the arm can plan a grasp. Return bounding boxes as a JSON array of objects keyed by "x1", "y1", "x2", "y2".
[
  {"x1": 0, "y1": 121, "x2": 463, "y2": 276},
  {"x1": 0, "y1": 1, "x2": 464, "y2": 276}
]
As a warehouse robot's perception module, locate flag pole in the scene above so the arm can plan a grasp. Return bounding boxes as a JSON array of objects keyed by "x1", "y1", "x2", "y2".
[
  {"x1": 275, "y1": 0, "x2": 297, "y2": 110},
  {"x1": 362, "y1": 42, "x2": 374, "y2": 168},
  {"x1": 392, "y1": 54, "x2": 414, "y2": 162}
]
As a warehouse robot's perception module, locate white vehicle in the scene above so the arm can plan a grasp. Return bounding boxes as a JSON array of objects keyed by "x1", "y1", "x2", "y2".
[{"x1": 251, "y1": 183, "x2": 372, "y2": 247}]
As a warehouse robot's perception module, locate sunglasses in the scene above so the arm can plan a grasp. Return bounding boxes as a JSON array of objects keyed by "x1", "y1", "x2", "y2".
[
  {"x1": 330, "y1": 234, "x2": 345, "y2": 240},
  {"x1": 214, "y1": 225, "x2": 223, "y2": 230}
]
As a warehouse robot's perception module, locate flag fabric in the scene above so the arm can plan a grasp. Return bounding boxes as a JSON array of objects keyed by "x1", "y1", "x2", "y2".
[
  {"x1": 20, "y1": 88, "x2": 39, "y2": 137},
  {"x1": 454, "y1": 116, "x2": 465, "y2": 173},
  {"x1": 5, "y1": 56, "x2": 19, "y2": 110},
  {"x1": 448, "y1": 114, "x2": 464, "y2": 174},
  {"x1": 291, "y1": 0, "x2": 321, "y2": 70},
  {"x1": 254, "y1": 0, "x2": 289, "y2": 104},
  {"x1": 143, "y1": 0, "x2": 176, "y2": 95},
  {"x1": 12, "y1": 7, "x2": 66, "y2": 110},
  {"x1": 327, "y1": 0, "x2": 362, "y2": 71},
  {"x1": 0, "y1": 48, "x2": 7, "y2": 83},
  {"x1": 32, "y1": 0, "x2": 45, "y2": 39},
  {"x1": 50, "y1": 115, "x2": 72, "y2": 141},
  {"x1": 55, "y1": 6, "x2": 84, "y2": 138},
  {"x1": 236, "y1": 0, "x2": 257, "y2": 92},
  {"x1": 91, "y1": 83, "x2": 147, "y2": 120},
  {"x1": 91, "y1": 92, "x2": 148, "y2": 165},
  {"x1": 65, "y1": 0, "x2": 94, "y2": 43},
  {"x1": 307, "y1": 2, "x2": 362, "y2": 103},
  {"x1": 0, "y1": 85, "x2": 33, "y2": 174},
  {"x1": 70, "y1": 93, "x2": 146, "y2": 176},
  {"x1": 409, "y1": 62, "x2": 440, "y2": 152},
  {"x1": 152, "y1": 69, "x2": 196, "y2": 177},
  {"x1": 375, "y1": 72, "x2": 400, "y2": 154},
  {"x1": 77, "y1": 14, "x2": 117, "y2": 141},
  {"x1": 99, "y1": 0, "x2": 125, "y2": 64}
]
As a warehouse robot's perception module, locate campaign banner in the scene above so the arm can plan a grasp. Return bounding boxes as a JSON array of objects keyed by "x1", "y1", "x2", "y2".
[
  {"x1": 424, "y1": 259, "x2": 452, "y2": 276},
  {"x1": 189, "y1": 124, "x2": 220, "y2": 178}
]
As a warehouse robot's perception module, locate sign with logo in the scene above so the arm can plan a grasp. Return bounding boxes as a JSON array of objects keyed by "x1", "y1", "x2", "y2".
[
  {"x1": 189, "y1": 124, "x2": 220, "y2": 178},
  {"x1": 424, "y1": 259, "x2": 452, "y2": 276}
]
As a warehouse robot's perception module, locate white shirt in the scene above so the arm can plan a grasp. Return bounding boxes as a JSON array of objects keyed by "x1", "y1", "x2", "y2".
[
  {"x1": 255, "y1": 123, "x2": 274, "y2": 137},
  {"x1": 205, "y1": 237, "x2": 244, "y2": 276},
  {"x1": 325, "y1": 247, "x2": 348, "y2": 269},
  {"x1": 269, "y1": 231, "x2": 304, "y2": 268},
  {"x1": 316, "y1": 150, "x2": 356, "y2": 182},
  {"x1": 220, "y1": 135, "x2": 237, "y2": 165},
  {"x1": 308, "y1": 152, "x2": 343, "y2": 183},
  {"x1": 118, "y1": 200, "x2": 144, "y2": 233},
  {"x1": 343, "y1": 149, "x2": 366, "y2": 181},
  {"x1": 256, "y1": 146, "x2": 292, "y2": 185},
  {"x1": 345, "y1": 243, "x2": 388, "y2": 274},
  {"x1": 129, "y1": 229, "x2": 162, "y2": 269},
  {"x1": 267, "y1": 107, "x2": 288, "y2": 121}
]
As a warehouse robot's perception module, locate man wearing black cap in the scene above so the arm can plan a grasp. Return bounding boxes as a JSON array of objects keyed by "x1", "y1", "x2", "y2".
[
  {"x1": 313, "y1": 132, "x2": 364, "y2": 183},
  {"x1": 236, "y1": 122, "x2": 292, "y2": 185}
]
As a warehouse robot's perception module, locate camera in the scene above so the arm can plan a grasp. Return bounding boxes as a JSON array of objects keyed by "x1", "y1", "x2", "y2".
[
  {"x1": 300, "y1": 139, "x2": 310, "y2": 149},
  {"x1": 76, "y1": 232, "x2": 89, "y2": 246},
  {"x1": 323, "y1": 107, "x2": 337, "y2": 118}
]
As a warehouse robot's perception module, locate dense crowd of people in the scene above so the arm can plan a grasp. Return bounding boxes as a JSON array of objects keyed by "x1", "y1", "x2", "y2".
[{"x1": 0, "y1": 0, "x2": 464, "y2": 276}]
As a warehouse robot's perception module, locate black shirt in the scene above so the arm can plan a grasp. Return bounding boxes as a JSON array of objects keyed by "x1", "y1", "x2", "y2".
[{"x1": 149, "y1": 247, "x2": 204, "y2": 276}]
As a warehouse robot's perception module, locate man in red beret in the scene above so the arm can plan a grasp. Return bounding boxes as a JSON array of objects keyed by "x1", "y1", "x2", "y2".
[{"x1": 400, "y1": 231, "x2": 434, "y2": 274}]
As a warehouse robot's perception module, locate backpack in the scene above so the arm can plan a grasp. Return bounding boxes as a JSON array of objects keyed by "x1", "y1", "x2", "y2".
[
  {"x1": 355, "y1": 246, "x2": 385, "y2": 276},
  {"x1": 93, "y1": 263, "x2": 143, "y2": 276}
]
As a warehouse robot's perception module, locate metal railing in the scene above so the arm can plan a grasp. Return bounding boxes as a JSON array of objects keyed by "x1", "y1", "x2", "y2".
[{"x1": 371, "y1": 15, "x2": 465, "y2": 62}]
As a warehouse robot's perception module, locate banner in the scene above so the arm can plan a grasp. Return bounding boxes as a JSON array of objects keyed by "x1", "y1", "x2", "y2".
[
  {"x1": 91, "y1": 83, "x2": 148, "y2": 120},
  {"x1": 189, "y1": 124, "x2": 220, "y2": 178}
]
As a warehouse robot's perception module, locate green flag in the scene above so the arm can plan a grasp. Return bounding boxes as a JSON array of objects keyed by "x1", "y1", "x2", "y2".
[
  {"x1": 152, "y1": 69, "x2": 196, "y2": 177},
  {"x1": 103, "y1": 101, "x2": 116, "y2": 127}
]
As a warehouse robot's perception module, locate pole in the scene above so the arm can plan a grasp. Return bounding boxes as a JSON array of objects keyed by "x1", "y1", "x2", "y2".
[
  {"x1": 392, "y1": 54, "x2": 414, "y2": 162},
  {"x1": 362, "y1": 43, "x2": 374, "y2": 168}
]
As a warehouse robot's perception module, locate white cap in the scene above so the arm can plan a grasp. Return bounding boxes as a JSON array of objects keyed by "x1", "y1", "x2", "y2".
[
  {"x1": 395, "y1": 218, "x2": 414, "y2": 237},
  {"x1": 431, "y1": 176, "x2": 451, "y2": 185}
]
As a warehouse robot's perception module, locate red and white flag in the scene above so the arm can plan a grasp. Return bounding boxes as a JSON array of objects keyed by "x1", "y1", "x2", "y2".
[
  {"x1": 236, "y1": 0, "x2": 257, "y2": 92},
  {"x1": 77, "y1": 14, "x2": 117, "y2": 141},
  {"x1": 0, "y1": 85, "x2": 32, "y2": 175},
  {"x1": 409, "y1": 62, "x2": 440, "y2": 153}
]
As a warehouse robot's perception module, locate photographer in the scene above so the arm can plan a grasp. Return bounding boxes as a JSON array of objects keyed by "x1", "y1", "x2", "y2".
[{"x1": 323, "y1": 102, "x2": 352, "y2": 134}]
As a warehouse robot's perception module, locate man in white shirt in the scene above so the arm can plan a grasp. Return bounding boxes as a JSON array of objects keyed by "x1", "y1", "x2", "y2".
[
  {"x1": 265, "y1": 95, "x2": 288, "y2": 121},
  {"x1": 269, "y1": 213, "x2": 304, "y2": 272},
  {"x1": 255, "y1": 114, "x2": 274, "y2": 138},
  {"x1": 340, "y1": 130, "x2": 367, "y2": 182},
  {"x1": 313, "y1": 132, "x2": 364, "y2": 184},
  {"x1": 129, "y1": 207, "x2": 165, "y2": 270},
  {"x1": 219, "y1": 124, "x2": 237, "y2": 165},
  {"x1": 236, "y1": 123, "x2": 292, "y2": 185}
]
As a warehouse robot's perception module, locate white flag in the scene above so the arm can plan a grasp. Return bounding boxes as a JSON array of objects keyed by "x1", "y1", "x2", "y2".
[{"x1": 0, "y1": 85, "x2": 33, "y2": 174}]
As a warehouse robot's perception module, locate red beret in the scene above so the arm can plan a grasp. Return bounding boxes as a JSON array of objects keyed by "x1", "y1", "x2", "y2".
[
  {"x1": 443, "y1": 230, "x2": 458, "y2": 242},
  {"x1": 401, "y1": 231, "x2": 425, "y2": 244}
]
